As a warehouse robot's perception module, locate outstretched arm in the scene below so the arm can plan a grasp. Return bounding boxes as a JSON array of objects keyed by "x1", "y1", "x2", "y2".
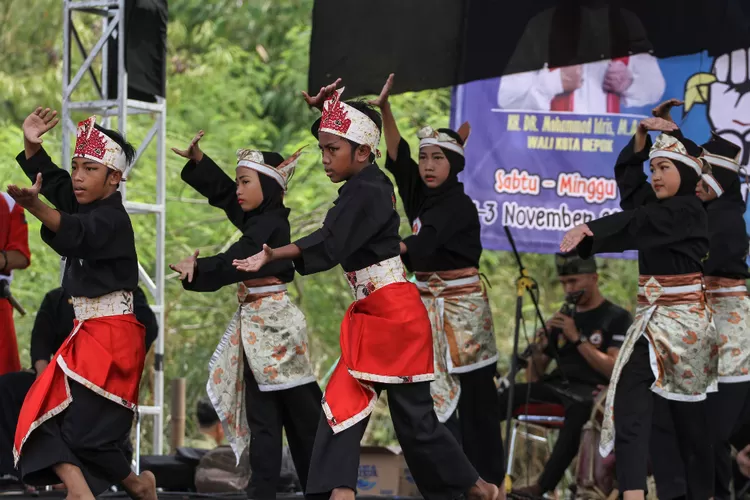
[
  {"x1": 232, "y1": 243, "x2": 301, "y2": 273},
  {"x1": 7, "y1": 174, "x2": 61, "y2": 233}
]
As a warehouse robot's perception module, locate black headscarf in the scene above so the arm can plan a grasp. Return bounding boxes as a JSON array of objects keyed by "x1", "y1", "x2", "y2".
[
  {"x1": 238, "y1": 151, "x2": 286, "y2": 217},
  {"x1": 418, "y1": 128, "x2": 467, "y2": 212}
]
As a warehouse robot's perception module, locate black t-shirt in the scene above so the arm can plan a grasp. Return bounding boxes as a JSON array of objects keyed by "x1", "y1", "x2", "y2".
[{"x1": 544, "y1": 299, "x2": 632, "y2": 388}]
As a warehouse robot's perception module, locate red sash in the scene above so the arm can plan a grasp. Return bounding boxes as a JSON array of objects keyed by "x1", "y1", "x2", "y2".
[
  {"x1": 14, "y1": 314, "x2": 145, "y2": 463},
  {"x1": 0, "y1": 300, "x2": 21, "y2": 375},
  {"x1": 322, "y1": 282, "x2": 434, "y2": 433}
]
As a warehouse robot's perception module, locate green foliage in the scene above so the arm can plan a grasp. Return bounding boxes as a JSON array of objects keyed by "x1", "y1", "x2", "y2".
[{"x1": 0, "y1": 0, "x2": 639, "y2": 451}]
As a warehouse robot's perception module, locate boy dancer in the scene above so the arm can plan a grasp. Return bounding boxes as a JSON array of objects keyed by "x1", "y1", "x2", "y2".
[
  {"x1": 233, "y1": 85, "x2": 498, "y2": 500},
  {"x1": 8, "y1": 108, "x2": 155, "y2": 500}
]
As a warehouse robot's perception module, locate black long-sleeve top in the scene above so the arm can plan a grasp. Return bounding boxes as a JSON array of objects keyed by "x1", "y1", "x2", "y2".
[
  {"x1": 384, "y1": 139, "x2": 482, "y2": 272},
  {"x1": 703, "y1": 197, "x2": 750, "y2": 279},
  {"x1": 578, "y1": 137, "x2": 709, "y2": 275},
  {"x1": 179, "y1": 155, "x2": 294, "y2": 292},
  {"x1": 30, "y1": 286, "x2": 159, "y2": 368},
  {"x1": 16, "y1": 149, "x2": 138, "y2": 297},
  {"x1": 293, "y1": 164, "x2": 401, "y2": 274}
]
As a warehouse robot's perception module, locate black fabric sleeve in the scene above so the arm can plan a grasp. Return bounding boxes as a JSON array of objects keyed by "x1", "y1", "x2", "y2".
[
  {"x1": 614, "y1": 135, "x2": 656, "y2": 210},
  {"x1": 184, "y1": 231, "x2": 290, "y2": 292},
  {"x1": 293, "y1": 187, "x2": 391, "y2": 275},
  {"x1": 577, "y1": 202, "x2": 694, "y2": 258},
  {"x1": 16, "y1": 148, "x2": 78, "y2": 214},
  {"x1": 29, "y1": 290, "x2": 60, "y2": 365},
  {"x1": 133, "y1": 287, "x2": 159, "y2": 352},
  {"x1": 181, "y1": 155, "x2": 245, "y2": 230},
  {"x1": 40, "y1": 208, "x2": 121, "y2": 258},
  {"x1": 383, "y1": 138, "x2": 423, "y2": 221}
]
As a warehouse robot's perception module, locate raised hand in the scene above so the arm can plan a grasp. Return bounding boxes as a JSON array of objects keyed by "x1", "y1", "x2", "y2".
[
  {"x1": 301, "y1": 78, "x2": 342, "y2": 110},
  {"x1": 169, "y1": 250, "x2": 199, "y2": 283},
  {"x1": 7, "y1": 173, "x2": 42, "y2": 209},
  {"x1": 368, "y1": 73, "x2": 394, "y2": 108},
  {"x1": 23, "y1": 107, "x2": 59, "y2": 145},
  {"x1": 651, "y1": 98, "x2": 684, "y2": 122},
  {"x1": 560, "y1": 223, "x2": 593, "y2": 252},
  {"x1": 638, "y1": 117, "x2": 679, "y2": 133},
  {"x1": 171, "y1": 130, "x2": 205, "y2": 162},
  {"x1": 232, "y1": 244, "x2": 274, "y2": 273}
]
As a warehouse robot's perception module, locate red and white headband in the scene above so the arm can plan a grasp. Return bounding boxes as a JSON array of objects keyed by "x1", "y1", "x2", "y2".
[
  {"x1": 319, "y1": 88, "x2": 380, "y2": 158},
  {"x1": 74, "y1": 116, "x2": 127, "y2": 176}
]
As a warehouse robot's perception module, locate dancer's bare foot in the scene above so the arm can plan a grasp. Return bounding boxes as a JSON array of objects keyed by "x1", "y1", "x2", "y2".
[
  {"x1": 122, "y1": 471, "x2": 157, "y2": 500},
  {"x1": 330, "y1": 487, "x2": 355, "y2": 500},
  {"x1": 468, "y1": 479, "x2": 499, "y2": 500}
]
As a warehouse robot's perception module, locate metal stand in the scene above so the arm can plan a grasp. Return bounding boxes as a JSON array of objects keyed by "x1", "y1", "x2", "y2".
[
  {"x1": 502, "y1": 226, "x2": 551, "y2": 465},
  {"x1": 61, "y1": 0, "x2": 166, "y2": 458}
]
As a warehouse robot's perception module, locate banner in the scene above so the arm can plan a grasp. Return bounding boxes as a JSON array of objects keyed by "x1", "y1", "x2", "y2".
[{"x1": 451, "y1": 48, "x2": 750, "y2": 257}]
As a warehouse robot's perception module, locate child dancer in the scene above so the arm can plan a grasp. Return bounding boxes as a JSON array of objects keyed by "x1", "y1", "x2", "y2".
[
  {"x1": 9, "y1": 108, "x2": 155, "y2": 500},
  {"x1": 560, "y1": 118, "x2": 715, "y2": 500},
  {"x1": 170, "y1": 132, "x2": 322, "y2": 499},
  {"x1": 369, "y1": 74, "x2": 503, "y2": 487},
  {"x1": 649, "y1": 125, "x2": 750, "y2": 499},
  {"x1": 233, "y1": 84, "x2": 499, "y2": 500}
]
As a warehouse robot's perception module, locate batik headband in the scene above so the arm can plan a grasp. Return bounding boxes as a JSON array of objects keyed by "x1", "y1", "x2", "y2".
[
  {"x1": 319, "y1": 88, "x2": 381, "y2": 158},
  {"x1": 649, "y1": 133, "x2": 702, "y2": 176},
  {"x1": 417, "y1": 126, "x2": 464, "y2": 156},
  {"x1": 236, "y1": 147, "x2": 305, "y2": 192},
  {"x1": 74, "y1": 116, "x2": 128, "y2": 176}
]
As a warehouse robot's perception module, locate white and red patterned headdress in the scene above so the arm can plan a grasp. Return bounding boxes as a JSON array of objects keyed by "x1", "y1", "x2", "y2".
[
  {"x1": 236, "y1": 147, "x2": 305, "y2": 192},
  {"x1": 74, "y1": 116, "x2": 128, "y2": 175},
  {"x1": 319, "y1": 88, "x2": 381, "y2": 158},
  {"x1": 649, "y1": 133, "x2": 702, "y2": 176}
]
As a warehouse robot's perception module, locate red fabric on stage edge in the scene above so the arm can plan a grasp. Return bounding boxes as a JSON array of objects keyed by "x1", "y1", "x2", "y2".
[
  {"x1": 14, "y1": 314, "x2": 145, "y2": 462},
  {"x1": 323, "y1": 282, "x2": 433, "y2": 432},
  {"x1": 0, "y1": 300, "x2": 21, "y2": 375}
]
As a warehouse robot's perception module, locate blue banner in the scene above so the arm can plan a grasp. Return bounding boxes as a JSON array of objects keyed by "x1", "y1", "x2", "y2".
[{"x1": 452, "y1": 49, "x2": 750, "y2": 256}]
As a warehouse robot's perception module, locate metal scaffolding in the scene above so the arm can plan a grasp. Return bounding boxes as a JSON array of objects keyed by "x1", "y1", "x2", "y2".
[{"x1": 61, "y1": 0, "x2": 166, "y2": 456}]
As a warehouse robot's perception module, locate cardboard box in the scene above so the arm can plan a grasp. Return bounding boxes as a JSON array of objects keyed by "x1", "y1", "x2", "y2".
[{"x1": 357, "y1": 445, "x2": 420, "y2": 497}]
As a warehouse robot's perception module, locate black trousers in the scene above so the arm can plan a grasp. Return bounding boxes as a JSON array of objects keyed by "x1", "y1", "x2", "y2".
[
  {"x1": 651, "y1": 381, "x2": 750, "y2": 500},
  {"x1": 244, "y1": 358, "x2": 322, "y2": 499},
  {"x1": 457, "y1": 364, "x2": 505, "y2": 486},
  {"x1": 305, "y1": 381, "x2": 479, "y2": 500},
  {"x1": 0, "y1": 371, "x2": 35, "y2": 477},
  {"x1": 497, "y1": 380, "x2": 592, "y2": 492},
  {"x1": 616, "y1": 338, "x2": 712, "y2": 497},
  {"x1": 19, "y1": 379, "x2": 134, "y2": 496}
]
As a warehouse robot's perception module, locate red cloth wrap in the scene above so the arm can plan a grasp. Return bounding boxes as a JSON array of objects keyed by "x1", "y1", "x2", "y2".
[
  {"x1": 322, "y1": 282, "x2": 434, "y2": 433},
  {"x1": 14, "y1": 314, "x2": 145, "y2": 463},
  {"x1": 0, "y1": 300, "x2": 21, "y2": 375}
]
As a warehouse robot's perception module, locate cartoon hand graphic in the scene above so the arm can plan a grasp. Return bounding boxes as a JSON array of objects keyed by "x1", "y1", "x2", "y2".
[
  {"x1": 684, "y1": 48, "x2": 750, "y2": 164},
  {"x1": 708, "y1": 49, "x2": 750, "y2": 162}
]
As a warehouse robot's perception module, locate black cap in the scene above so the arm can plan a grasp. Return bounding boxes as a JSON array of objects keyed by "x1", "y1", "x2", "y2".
[{"x1": 555, "y1": 251, "x2": 597, "y2": 276}]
